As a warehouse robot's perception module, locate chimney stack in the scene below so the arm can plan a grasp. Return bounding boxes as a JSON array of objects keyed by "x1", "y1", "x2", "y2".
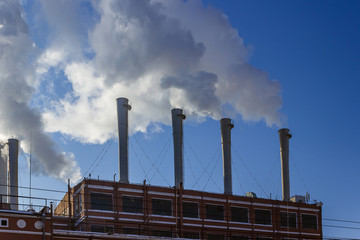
[
  {"x1": 8, "y1": 139, "x2": 19, "y2": 210},
  {"x1": 221, "y1": 118, "x2": 234, "y2": 195},
  {"x1": 278, "y1": 128, "x2": 292, "y2": 201},
  {"x1": 171, "y1": 108, "x2": 186, "y2": 188},
  {"x1": 117, "y1": 98, "x2": 131, "y2": 183}
]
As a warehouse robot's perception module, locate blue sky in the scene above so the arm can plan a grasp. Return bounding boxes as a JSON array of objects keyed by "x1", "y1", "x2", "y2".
[{"x1": 1, "y1": 0, "x2": 360, "y2": 239}]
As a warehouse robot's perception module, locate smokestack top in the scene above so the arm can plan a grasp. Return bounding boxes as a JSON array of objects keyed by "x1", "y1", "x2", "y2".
[
  {"x1": 116, "y1": 98, "x2": 132, "y2": 111},
  {"x1": 278, "y1": 128, "x2": 292, "y2": 138},
  {"x1": 171, "y1": 108, "x2": 186, "y2": 120}
]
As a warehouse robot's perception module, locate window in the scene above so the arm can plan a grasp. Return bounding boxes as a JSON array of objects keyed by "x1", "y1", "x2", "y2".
[
  {"x1": 90, "y1": 193, "x2": 113, "y2": 211},
  {"x1": 231, "y1": 207, "x2": 248, "y2": 223},
  {"x1": 256, "y1": 237, "x2": 272, "y2": 240},
  {"x1": 183, "y1": 202, "x2": 199, "y2": 218},
  {"x1": 231, "y1": 236, "x2": 249, "y2": 240},
  {"x1": 123, "y1": 227, "x2": 140, "y2": 235},
  {"x1": 152, "y1": 198, "x2": 172, "y2": 216},
  {"x1": 255, "y1": 209, "x2": 272, "y2": 225},
  {"x1": 122, "y1": 196, "x2": 143, "y2": 213},
  {"x1": 91, "y1": 225, "x2": 114, "y2": 233},
  {"x1": 0, "y1": 218, "x2": 8, "y2": 227},
  {"x1": 183, "y1": 232, "x2": 200, "y2": 239},
  {"x1": 302, "y1": 214, "x2": 317, "y2": 230},
  {"x1": 74, "y1": 194, "x2": 82, "y2": 216},
  {"x1": 151, "y1": 229, "x2": 172, "y2": 237},
  {"x1": 206, "y1": 204, "x2": 224, "y2": 220},
  {"x1": 207, "y1": 234, "x2": 224, "y2": 240},
  {"x1": 280, "y1": 212, "x2": 297, "y2": 228}
]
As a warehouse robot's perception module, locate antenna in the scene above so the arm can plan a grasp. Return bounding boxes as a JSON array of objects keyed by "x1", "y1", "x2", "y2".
[{"x1": 305, "y1": 192, "x2": 310, "y2": 203}]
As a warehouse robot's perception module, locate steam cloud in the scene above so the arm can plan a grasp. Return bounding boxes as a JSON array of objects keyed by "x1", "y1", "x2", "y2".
[
  {"x1": 1, "y1": 0, "x2": 284, "y2": 180},
  {"x1": 0, "y1": 0, "x2": 81, "y2": 182}
]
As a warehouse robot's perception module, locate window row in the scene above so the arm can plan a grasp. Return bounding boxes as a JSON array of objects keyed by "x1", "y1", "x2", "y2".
[
  {"x1": 89, "y1": 193, "x2": 317, "y2": 230},
  {"x1": 91, "y1": 226, "x2": 299, "y2": 240}
]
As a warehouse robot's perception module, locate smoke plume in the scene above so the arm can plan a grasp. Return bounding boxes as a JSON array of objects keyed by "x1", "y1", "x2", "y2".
[
  {"x1": 1, "y1": 0, "x2": 284, "y2": 181},
  {"x1": 0, "y1": 0, "x2": 81, "y2": 182},
  {"x1": 39, "y1": 0, "x2": 284, "y2": 145}
]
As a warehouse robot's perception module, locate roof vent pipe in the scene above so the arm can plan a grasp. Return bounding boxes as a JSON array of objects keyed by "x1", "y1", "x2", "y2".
[
  {"x1": 221, "y1": 118, "x2": 234, "y2": 195},
  {"x1": 278, "y1": 128, "x2": 292, "y2": 201},
  {"x1": 8, "y1": 139, "x2": 19, "y2": 210},
  {"x1": 171, "y1": 108, "x2": 186, "y2": 188},
  {"x1": 117, "y1": 98, "x2": 131, "y2": 183}
]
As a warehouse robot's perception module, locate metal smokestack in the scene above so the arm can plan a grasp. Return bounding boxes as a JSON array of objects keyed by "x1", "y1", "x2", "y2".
[
  {"x1": 117, "y1": 98, "x2": 131, "y2": 183},
  {"x1": 221, "y1": 118, "x2": 234, "y2": 195},
  {"x1": 0, "y1": 144, "x2": 7, "y2": 204},
  {"x1": 8, "y1": 139, "x2": 19, "y2": 210},
  {"x1": 171, "y1": 108, "x2": 186, "y2": 187},
  {"x1": 278, "y1": 128, "x2": 292, "y2": 201}
]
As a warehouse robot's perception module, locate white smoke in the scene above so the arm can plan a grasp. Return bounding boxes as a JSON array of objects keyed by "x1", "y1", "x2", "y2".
[
  {"x1": 2, "y1": 0, "x2": 285, "y2": 181},
  {"x1": 38, "y1": 0, "x2": 284, "y2": 145},
  {"x1": 0, "y1": 0, "x2": 81, "y2": 183}
]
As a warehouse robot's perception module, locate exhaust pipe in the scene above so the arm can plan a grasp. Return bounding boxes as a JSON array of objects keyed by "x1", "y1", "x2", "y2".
[
  {"x1": 278, "y1": 128, "x2": 292, "y2": 201},
  {"x1": 171, "y1": 108, "x2": 186, "y2": 187},
  {"x1": 221, "y1": 118, "x2": 234, "y2": 195},
  {"x1": 8, "y1": 139, "x2": 19, "y2": 210},
  {"x1": 117, "y1": 98, "x2": 131, "y2": 183}
]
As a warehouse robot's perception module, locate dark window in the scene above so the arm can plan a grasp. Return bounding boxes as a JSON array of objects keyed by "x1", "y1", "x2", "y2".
[
  {"x1": 280, "y1": 212, "x2": 297, "y2": 228},
  {"x1": 123, "y1": 227, "x2": 140, "y2": 235},
  {"x1": 183, "y1": 202, "x2": 199, "y2": 218},
  {"x1": 152, "y1": 198, "x2": 172, "y2": 216},
  {"x1": 90, "y1": 193, "x2": 113, "y2": 211},
  {"x1": 151, "y1": 229, "x2": 172, "y2": 237},
  {"x1": 122, "y1": 195, "x2": 143, "y2": 213},
  {"x1": 207, "y1": 234, "x2": 224, "y2": 240},
  {"x1": 0, "y1": 219, "x2": 7, "y2": 227},
  {"x1": 302, "y1": 214, "x2": 317, "y2": 230},
  {"x1": 256, "y1": 237, "x2": 272, "y2": 240},
  {"x1": 183, "y1": 232, "x2": 200, "y2": 239},
  {"x1": 74, "y1": 194, "x2": 82, "y2": 216},
  {"x1": 231, "y1": 236, "x2": 249, "y2": 240},
  {"x1": 91, "y1": 225, "x2": 114, "y2": 233},
  {"x1": 206, "y1": 204, "x2": 224, "y2": 220},
  {"x1": 255, "y1": 209, "x2": 272, "y2": 225},
  {"x1": 231, "y1": 207, "x2": 248, "y2": 223}
]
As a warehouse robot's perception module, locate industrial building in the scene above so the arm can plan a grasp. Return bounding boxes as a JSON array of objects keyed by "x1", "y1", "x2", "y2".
[{"x1": 0, "y1": 98, "x2": 322, "y2": 239}]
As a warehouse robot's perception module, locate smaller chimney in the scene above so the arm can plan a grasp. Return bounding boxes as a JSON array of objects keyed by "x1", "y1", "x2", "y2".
[
  {"x1": 8, "y1": 139, "x2": 19, "y2": 210},
  {"x1": 221, "y1": 118, "x2": 234, "y2": 195},
  {"x1": 278, "y1": 128, "x2": 292, "y2": 201},
  {"x1": 117, "y1": 98, "x2": 131, "y2": 183},
  {"x1": 171, "y1": 108, "x2": 186, "y2": 188}
]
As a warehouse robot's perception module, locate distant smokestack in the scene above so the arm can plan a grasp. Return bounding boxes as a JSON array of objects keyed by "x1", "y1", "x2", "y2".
[
  {"x1": 221, "y1": 118, "x2": 234, "y2": 195},
  {"x1": 171, "y1": 108, "x2": 186, "y2": 187},
  {"x1": 8, "y1": 139, "x2": 19, "y2": 210},
  {"x1": 0, "y1": 144, "x2": 7, "y2": 204},
  {"x1": 117, "y1": 98, "x2": 131, "y2": 183},
  {"x1": 278, "y1": 128, "x2": 292, "y2": 201}
]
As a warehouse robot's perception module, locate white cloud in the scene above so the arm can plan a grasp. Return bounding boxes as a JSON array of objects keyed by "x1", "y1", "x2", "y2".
[
  {"x1": 40, "y1": 0, "x2": 284, "y2": 140},
  {"x1": 0, "y1": 0, "x2": 81, "y2": 183}
]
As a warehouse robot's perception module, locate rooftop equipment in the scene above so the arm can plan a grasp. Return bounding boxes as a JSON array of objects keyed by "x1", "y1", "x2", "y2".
[
  {"x1": 117, "y1": 98, "x2": 131, "y2": 183},
  {"x1": 220, "y1": 118, "x2": 234, "y2": 195},
  {"x1": 278, "y1": 128, "x2": 292, "y2": 201},
  {"x1": 171, "y1": 108, "x2": 186, "y2": 187}
]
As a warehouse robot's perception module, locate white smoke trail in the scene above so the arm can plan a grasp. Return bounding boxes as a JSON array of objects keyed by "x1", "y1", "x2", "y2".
[
  {"x1": 39, "y1": 0, "x2": 285, "y2": 145},
  {"x1": 0, "y1": 0, "x2": 81, "y2": 183}
]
